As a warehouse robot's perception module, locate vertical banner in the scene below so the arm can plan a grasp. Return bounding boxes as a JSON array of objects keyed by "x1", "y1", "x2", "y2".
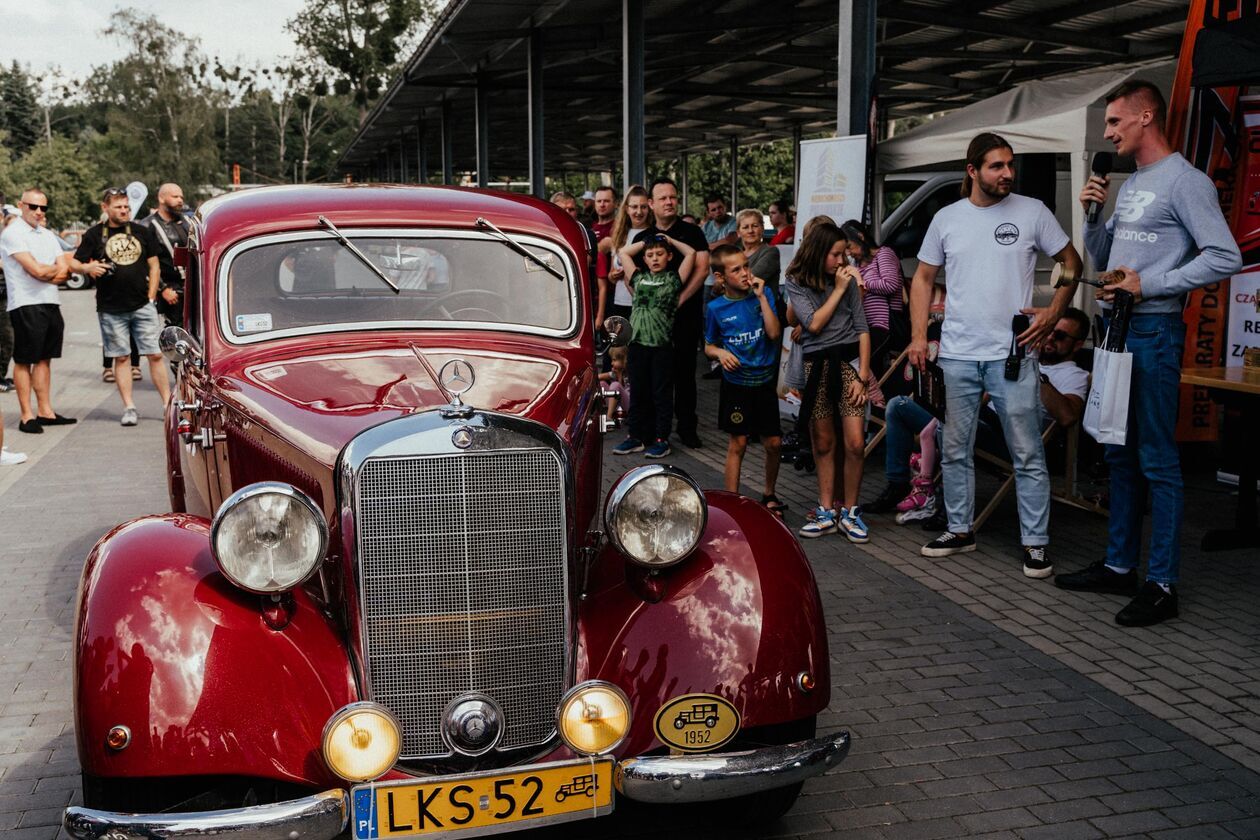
[
  {"x1": 795, "y1": 136, "x2": 868, "y2": 235},
  {"x1": 1166, "y1": 0, "x2": 1260, "y2": 440}
]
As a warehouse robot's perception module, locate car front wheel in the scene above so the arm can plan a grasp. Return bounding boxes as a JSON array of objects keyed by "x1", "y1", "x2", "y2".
[{"x1": 64, "y1": 273, "x2": 88, "y2": 290}]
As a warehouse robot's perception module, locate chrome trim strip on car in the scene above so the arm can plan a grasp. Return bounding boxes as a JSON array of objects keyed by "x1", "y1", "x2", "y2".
[
  {"x1": 614, "y1": 732, "x2": 852, "y2": 804},
  {"x1": 338, "y1": 410, "x2": 575, "y2": 766},
  {"x1": 62, "y1": 789, "x2": 348, "y2": 840},
  {"x1": 214, "y1": 227, "x2": 581, "y2": 345}
]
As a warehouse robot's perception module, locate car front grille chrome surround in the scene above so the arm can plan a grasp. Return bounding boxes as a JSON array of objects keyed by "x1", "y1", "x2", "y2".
[{"x1": 354, "y1": 444, "x2": 568, "y2": 760}]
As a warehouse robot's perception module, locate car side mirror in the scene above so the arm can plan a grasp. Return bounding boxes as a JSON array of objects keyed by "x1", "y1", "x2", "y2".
[
  {"x1": 172, "y1": 245, "x2": 190, "y2": 270},
  {"x1": 160, "y1": 325, "x2": 203, "y2": 368},
  {"x1": 597, "y1": 316, "x2": 633, "y2": 354}
]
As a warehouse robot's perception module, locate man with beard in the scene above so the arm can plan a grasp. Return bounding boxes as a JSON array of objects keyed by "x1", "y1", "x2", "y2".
[
  {"x1": 908, "y1": 132, "x2": 1082, "y2": 579},
  {"x1": 71, "y1": 188, "x2": 171, "y2": 425},
  {"x1": 139, "y1": 183, "x2": 190, "y2": 326},
  {"x1": 590, "y1": 185, "x2": 617, "y2": 325}
]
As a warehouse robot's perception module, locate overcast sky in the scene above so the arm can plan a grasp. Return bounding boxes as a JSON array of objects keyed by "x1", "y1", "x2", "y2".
[{"x1": 8, "y1": 1, "x2": 309, "y2": 80}]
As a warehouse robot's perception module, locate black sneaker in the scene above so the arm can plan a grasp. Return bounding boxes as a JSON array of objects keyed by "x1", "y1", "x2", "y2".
[
  {"x1": 920, "y1": 507, "x2": 947, "y2": 531},
  {"x1": 864, "y1": 481, "x2": 911, "y2": 514},
  {"x1": 678, "y1": 431, "x2": 703, "y2": 449},
  {"x1": 1116, "y1": 581, "x2": 1178, "y2": 627},
  {"x1": 921, "y1": 531, "x2": 976, "y2": 557},
  {"x1": 1022, "y1": 546, "x2": 1053, "y2": 579},
  {"x1": 1054, "y1": 560, "x2": 1139, "y2": 596}
]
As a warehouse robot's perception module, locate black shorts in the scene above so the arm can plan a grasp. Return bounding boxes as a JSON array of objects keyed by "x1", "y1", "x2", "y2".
[
  {"x1": 10, "y1": 304, "x2": 64, "y2": 364},
  {"x1": 718, "y1": 378, "x2": 782, "y2": 438}
]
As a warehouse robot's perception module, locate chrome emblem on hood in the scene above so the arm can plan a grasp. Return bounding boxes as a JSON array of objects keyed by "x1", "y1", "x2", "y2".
[
  {"x1": 439, "y1": 358, "x2": 476, "y2": 396},
  {"x1": 452, "y1": 427, "x2": 474, "y2": 449}
]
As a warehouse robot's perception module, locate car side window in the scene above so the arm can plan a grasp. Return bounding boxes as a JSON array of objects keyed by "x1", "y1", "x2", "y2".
[{"x1": 887, "y1": 184, "x2": 960, "y2": 259}]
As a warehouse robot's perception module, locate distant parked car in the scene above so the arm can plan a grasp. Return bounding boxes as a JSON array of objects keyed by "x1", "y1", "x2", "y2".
[{"x1": 54, "y1": 233, "x2": 90, "y2": 290}]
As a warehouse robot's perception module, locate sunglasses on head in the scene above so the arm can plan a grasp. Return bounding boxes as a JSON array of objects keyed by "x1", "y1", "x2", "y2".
[
  {"x1": 22, "y1": 201, "x2": 48, "y2": 213},
  {"x1": 102, "y1": 187, "x2": 127, "y2": 201}
]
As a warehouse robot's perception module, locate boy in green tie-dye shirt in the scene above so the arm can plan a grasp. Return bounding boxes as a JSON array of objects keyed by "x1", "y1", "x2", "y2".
[{"x1": 612, "y1": 234, "x2": 697, "y2": 459}]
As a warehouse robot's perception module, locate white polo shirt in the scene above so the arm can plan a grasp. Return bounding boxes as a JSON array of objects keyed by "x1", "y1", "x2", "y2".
[{"x1": 0, "y1": 218, "x2": 63, "y2": 311}]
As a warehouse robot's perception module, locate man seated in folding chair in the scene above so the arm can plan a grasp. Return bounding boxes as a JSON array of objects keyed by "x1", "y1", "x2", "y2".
[{"x1": 972, "y1": 308, "x2": 1091, "y2": 542}]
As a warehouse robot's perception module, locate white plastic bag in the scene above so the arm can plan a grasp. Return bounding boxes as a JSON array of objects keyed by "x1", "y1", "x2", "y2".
[{"x1": 1083, "y1": 346, "x2": 1132, "y2": 445}]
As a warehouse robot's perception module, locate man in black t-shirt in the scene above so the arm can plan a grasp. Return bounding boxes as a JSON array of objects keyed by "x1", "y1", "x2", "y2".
[
  {"x1": 139, "y1": 182, "x2": 191, "y2": 326},
  {"x1": 627, "y1": 178, "x2": 710, "y2": 448},
  {"x1": 71, "y1": 188, "x2": 171, "y2": 425}
]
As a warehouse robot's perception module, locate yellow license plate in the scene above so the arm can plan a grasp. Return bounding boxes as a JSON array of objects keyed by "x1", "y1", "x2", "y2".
[{"x1": 352, "y1": 758, "x2": 615, "y2": 838}]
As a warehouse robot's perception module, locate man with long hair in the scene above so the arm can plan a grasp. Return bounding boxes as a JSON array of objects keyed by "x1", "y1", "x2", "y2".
[{"x1": 908, "y1": 133, "x2": 1082, "y2": 579}]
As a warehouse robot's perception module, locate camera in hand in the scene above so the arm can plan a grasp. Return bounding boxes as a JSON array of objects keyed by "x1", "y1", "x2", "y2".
[{"x1": 1005, "y1": 313, "x2": 1030, "y2": 381}]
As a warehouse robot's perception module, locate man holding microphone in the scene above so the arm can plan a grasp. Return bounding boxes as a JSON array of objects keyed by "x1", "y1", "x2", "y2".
[{"x1": 1055, "y1": 80, "x2": 1242, "y2": 626}]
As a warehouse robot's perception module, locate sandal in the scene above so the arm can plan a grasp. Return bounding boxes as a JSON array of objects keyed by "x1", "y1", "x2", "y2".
[
  {"x1": 132, "y1": 368, "x2": 143, "y2": 381},
  {"x1": 761, "y1": 494, "x2": 789, "y2": 515},
  {"x1": 102, "y1": 369, "x2": 116, "y2": 383}
]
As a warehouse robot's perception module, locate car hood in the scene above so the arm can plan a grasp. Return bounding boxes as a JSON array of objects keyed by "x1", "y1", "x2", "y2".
[{"x1": 214, "y1": 344, "x2": 578, "y2": 468}]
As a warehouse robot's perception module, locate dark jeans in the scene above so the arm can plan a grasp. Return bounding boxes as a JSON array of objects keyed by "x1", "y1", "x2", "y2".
[
  {"x1": 884, "y1": 395, "x2": 934, "y2": 484},
  {"x1": 0, "y1": 304, "x2": 12, "y2": 377},
  {"x1": 671, "y1": 297, "x2": 702, "y2": 437},
  {"x1": 1105, "y1": 312, "x2": 1185, "y2": 584},
  {"x1": 629, "y1": 343, "x2": 674, "y2": 442}
]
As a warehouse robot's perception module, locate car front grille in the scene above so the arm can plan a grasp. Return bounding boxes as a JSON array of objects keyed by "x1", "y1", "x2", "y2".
[{"x1": 355, "y1": 449, "x2": 567, "y2": 758}]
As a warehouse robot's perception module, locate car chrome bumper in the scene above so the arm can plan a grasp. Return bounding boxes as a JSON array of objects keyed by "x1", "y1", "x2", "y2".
[
  {"x1": 615, "y1": 731, "x2": 851, "y2": 804},
  {"x1": 62, "y1": 788, "x2": 348, "y2": 840}
]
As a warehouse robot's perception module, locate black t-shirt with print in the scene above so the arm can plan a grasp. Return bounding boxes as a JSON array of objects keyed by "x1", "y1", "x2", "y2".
[{"x1": 75, "y1": 222, "x2": 160, "y2": 314}]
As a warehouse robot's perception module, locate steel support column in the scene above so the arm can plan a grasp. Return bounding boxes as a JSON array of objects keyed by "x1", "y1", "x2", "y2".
[
  {"x1": 417, "y1": 118, "x2": 428, "y2": 183},
  {"x1": 792, "y1": 123, "x2": 802, "y2": 206},
  {"x1": 729, "y1": 136, "x2": 738, "y2": 210},
  {"x1": 680, "y1": 152, "x2": 689, "y2": 213},
  {"x1": 622, "y1": 0, "x2": 645, "y2": 192},
  {"x1": 850, "y1": 0, "x2": 876, "y2": 137},
  {"x1": 528, "y1": 29, "x2": 545, "y2": 198},
  {"x1": 399, "y1": 136, "x2": 409, "y2": 183},
  {"x1": 441, "y1": 99, "x2": 454, "y2": 185},
  {"x1": 475, "y1": 74, "x2": 490, "y2": 188}
]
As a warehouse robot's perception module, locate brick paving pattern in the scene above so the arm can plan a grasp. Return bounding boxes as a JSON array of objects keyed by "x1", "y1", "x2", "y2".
[{"x1": 0, "y1": 293, "x2": 1255, "y2": 838}]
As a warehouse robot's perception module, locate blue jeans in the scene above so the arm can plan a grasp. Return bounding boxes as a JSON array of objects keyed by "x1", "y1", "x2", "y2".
[
  {"x1": 939, "y1": 357, "x2": 1049, "y2": 544},
  {"x1": 1105, "y1": 313, "x2": 1185, "y2": 584},
  {"x1": 884, "y1": 395, "x2": 934, "y2": 484}
]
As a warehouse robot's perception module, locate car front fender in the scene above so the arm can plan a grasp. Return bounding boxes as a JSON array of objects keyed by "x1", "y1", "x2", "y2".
[
  {"x1": 578, "y1": 492, "x2": 830, "y2": 757},
  {"x1": 74, "y1": 515, "x2": 356, "y2": 786}
]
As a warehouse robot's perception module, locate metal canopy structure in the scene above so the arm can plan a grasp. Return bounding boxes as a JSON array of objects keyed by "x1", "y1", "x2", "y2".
[{"x1": 337, "y1": 0, "x2": 1188, "y2": 186}]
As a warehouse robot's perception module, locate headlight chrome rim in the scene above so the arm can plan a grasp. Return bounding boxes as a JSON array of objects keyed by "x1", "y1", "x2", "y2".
[
  {"x1": 604, "y1": 464, "x2": 707, "y2": 568},
  {"x1": 210, "y1": 481, "x2": 328, "y2": 594},
  {"x1": 555, "y1": 680, "x2": 632, "y2": 756},
  {"x1": 321, "y1": 701, "x2": 402, "y2": 783}
]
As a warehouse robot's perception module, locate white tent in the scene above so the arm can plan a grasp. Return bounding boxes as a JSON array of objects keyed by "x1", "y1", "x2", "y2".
[{"x1": 877, "y1": 60, "x2": 1176, "y2": 172}]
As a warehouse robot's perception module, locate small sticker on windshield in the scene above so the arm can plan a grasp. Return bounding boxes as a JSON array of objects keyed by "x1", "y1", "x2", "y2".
[
  {"x1": 236, "y1": 313, "x2": 273, "y2": 333},
  {"x1": 524, "y1": 252, "x2": 559, "y2": 274}
]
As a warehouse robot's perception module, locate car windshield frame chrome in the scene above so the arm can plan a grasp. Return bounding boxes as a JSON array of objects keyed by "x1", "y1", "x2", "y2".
[{"x1": 215, "y1": 227, "x2": 581, "y2": 346}]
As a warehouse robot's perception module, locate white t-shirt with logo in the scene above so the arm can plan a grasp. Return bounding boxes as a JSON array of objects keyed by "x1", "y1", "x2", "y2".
[
  {"x1": 0, "y1": 218, "x2": 63, "y2": 311},
  {"x1": 611, "y1": 226, "x2": 646, "y2": 307},
  {"x1": 918, "y1": 193, "x2": 1070, "y2": 361}
]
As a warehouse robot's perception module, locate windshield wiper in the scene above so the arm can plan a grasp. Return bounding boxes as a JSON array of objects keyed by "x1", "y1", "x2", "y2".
[
  {"x1": 317, "y1": 215, "x2": 401, "y2": 294},
  {"x1": 475, "y1": 217, "x2": 565, "y2": 281}
]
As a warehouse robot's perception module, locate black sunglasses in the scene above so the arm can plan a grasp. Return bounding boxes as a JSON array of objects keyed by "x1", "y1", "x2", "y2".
[
  {"x1": 22, "y1": 202, "x2": 48, "y2": 212},
  {"x1": 1051, "y1": 329, "x2": 1083, "y2": 342}
]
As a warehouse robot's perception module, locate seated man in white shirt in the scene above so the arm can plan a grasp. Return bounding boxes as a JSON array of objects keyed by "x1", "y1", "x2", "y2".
[{"x1": 1034, "y1": 307, "x2": 1091, "y2": 429}]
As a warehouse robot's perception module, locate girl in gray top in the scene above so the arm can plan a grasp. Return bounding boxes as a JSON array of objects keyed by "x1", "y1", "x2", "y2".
[{"x1": 784, "y1": 221, "x2": 870, "y2": 542}]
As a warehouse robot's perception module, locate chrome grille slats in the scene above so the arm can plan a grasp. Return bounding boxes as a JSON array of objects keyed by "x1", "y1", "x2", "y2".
[{"x1": 356, "y1": 448, "x2": 566, "y2": 759}]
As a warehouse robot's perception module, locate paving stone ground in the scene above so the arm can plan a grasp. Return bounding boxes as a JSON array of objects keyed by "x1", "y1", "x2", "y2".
[{"x1": 0, "y1": 292, "x2": 1257, "y2": 838}]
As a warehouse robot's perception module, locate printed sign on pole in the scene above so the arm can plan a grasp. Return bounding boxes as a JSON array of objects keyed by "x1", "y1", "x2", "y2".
[{"x1": 795, "y1": 136, "x2": 867, "y2": 236}]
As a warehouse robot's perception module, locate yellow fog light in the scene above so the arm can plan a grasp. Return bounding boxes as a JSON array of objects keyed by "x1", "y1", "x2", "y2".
[
  {"x1": 322, "y1": 702, "x2": 402, "y2": 782},
  {"x1": 557, "y1": 681, "x2": 631, "y2": 756}
]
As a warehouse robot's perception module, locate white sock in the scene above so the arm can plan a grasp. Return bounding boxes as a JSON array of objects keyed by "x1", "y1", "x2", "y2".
[
  {"x1": 1155, "y1": 582, "x2": 1172, "y2": 593},
  {"x1": 1105, "y1": 564, "x2": 1130, "y2": 575}
]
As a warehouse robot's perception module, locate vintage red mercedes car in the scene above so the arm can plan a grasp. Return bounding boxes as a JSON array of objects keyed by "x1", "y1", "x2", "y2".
[{"x1": 64, "y1": 184, "x2": 848, "y2": 839}]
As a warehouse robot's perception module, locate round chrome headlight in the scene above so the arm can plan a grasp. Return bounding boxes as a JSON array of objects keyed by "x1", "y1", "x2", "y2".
[
  {"x1": 604, "y1": 465, "x2": 706, "y2": 568},
  {"x1": 210, "y1": 482, "x2": 328, "y2": 593},
  {"x1": 557, "y1": 681, "x2": 631, "y2": 756},
  {"x1": 322, "y1": 702, "x2": 402, "y2": 782}
]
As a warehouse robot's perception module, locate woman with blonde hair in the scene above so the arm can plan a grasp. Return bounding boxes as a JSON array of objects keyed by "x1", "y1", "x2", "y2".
[{"x1": 597, "y1": 185, "x2": 654, "y2": 324}]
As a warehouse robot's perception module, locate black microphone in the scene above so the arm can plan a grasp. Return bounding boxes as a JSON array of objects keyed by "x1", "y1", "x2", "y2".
[{"x1": 1085, "y1": 152, "x2": 1113, "y2": 225}]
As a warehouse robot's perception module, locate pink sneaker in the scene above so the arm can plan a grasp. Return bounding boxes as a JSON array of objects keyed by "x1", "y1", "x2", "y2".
[{"x1": 896, "y1": 476, "x2": 934, "y2": 513}]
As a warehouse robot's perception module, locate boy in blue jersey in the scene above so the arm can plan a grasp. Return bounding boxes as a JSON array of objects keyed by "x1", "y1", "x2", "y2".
[{"x1": 704, "y1": 244, "x2": 785, "y2": 513}]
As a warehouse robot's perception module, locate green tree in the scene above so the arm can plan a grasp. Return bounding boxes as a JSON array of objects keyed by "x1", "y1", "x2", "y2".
[
  {"x1": 0, "y1": 135, "x2": 104, "y2": 228},
  {"x1": 85, "y1": 10, "x2": 224, "y2": 198},
  {"x1": 288, "y1": 0, "x2": 435, "y2": 125},
  {"x1": 0, "y1": 62, "x2": 41, "y2": 157}
]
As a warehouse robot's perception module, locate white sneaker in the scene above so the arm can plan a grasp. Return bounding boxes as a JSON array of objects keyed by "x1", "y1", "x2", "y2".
[
  {"x1": 0, "y1": 447, "x2": 28, "y2": 466},
  {"x1": 120, "y1": 406, "x2": 139, "y2": 426}
]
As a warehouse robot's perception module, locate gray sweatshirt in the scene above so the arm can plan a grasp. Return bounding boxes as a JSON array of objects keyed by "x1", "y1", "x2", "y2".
[{"x1": 1084, "y1": 152, "x2": 1242, "y2": 314}]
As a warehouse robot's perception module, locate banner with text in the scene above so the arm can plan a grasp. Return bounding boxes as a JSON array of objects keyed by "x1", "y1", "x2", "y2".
[
  {"x1": 795, "y1": 136, "x2": 867, "y2": 237},
  {"x1": 1226, "y1": 270, "x2": 1260, "y2": 366}
]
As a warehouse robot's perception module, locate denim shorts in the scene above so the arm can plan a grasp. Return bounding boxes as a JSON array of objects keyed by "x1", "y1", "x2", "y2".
[{"x1": 99, "y1": 303, "x2": 162, "y2": 358}]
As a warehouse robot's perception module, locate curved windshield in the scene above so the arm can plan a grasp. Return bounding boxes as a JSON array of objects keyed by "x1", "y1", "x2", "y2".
[{"x1": 221, "y1": 231, "x2": 576, "y2": 342}]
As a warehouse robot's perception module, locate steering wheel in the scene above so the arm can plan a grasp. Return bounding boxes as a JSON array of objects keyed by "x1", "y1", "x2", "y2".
[{"x1": 415, "y1": 289, "x2": 510, "y2": 322}]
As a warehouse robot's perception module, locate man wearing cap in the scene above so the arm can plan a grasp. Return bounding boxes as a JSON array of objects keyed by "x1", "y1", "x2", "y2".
[
  {"x1": 578, "y1": 190, "x2": 597, "y2": 225},
  {"x1": 0, "y1": 189, "x2": 76, "y2": 434},
  {"x1": 70, "y1": 187, "x2": 171, "y2": 426}
]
